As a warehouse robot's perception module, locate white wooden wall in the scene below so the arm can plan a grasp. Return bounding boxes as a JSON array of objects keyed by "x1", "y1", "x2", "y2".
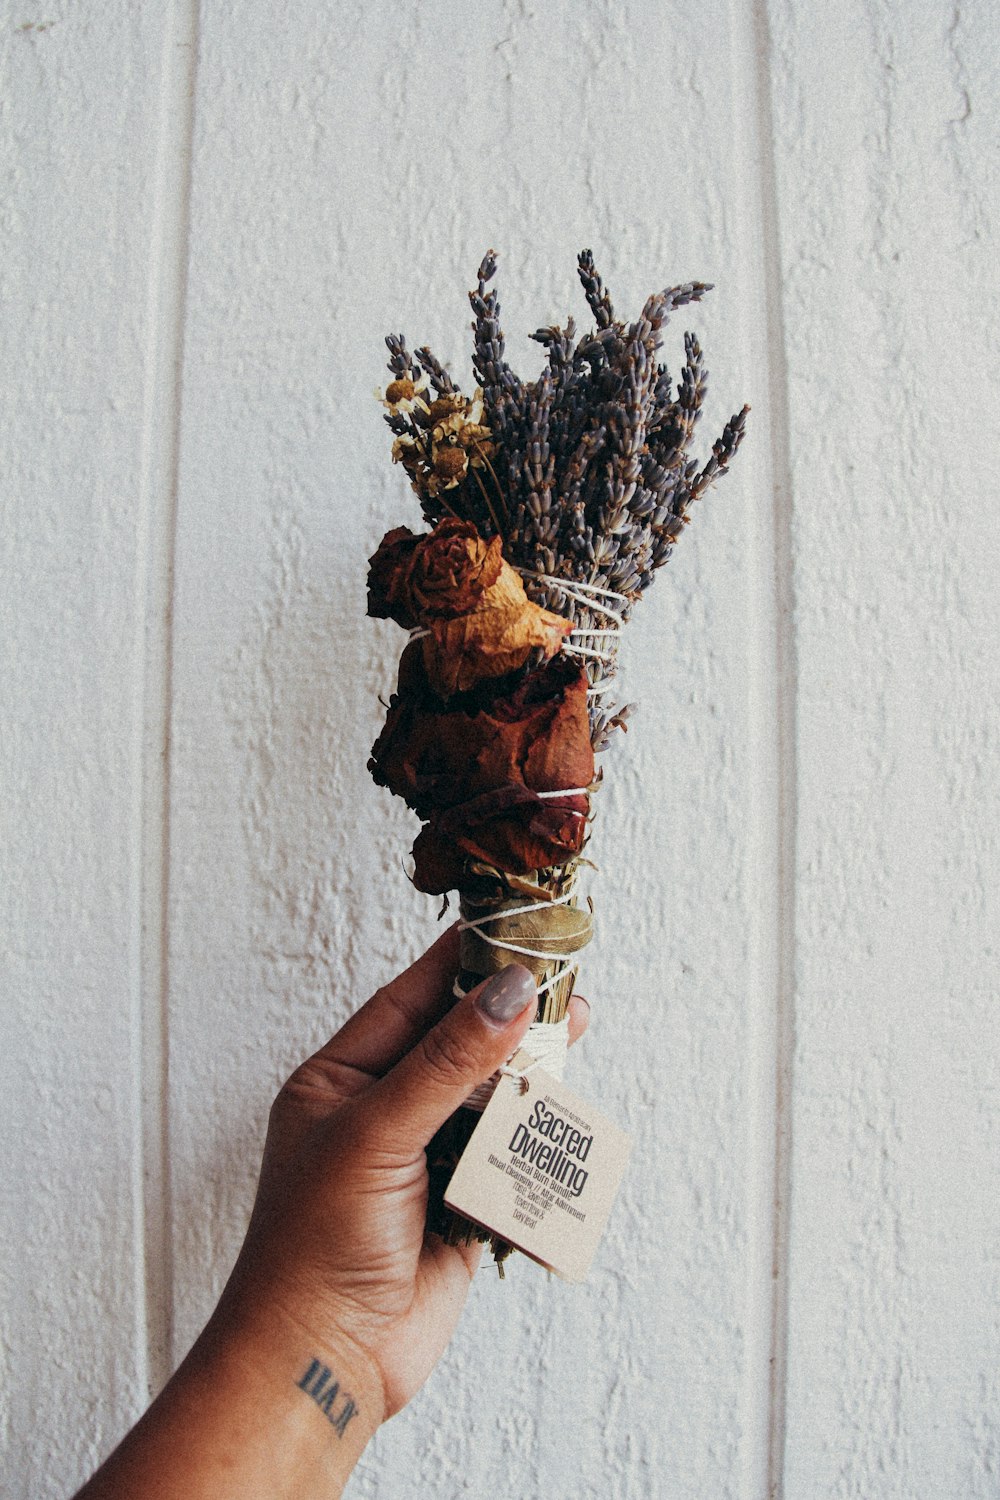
[{"x1": 3, "y1": 4, "x2": 998, "y2": 1496}]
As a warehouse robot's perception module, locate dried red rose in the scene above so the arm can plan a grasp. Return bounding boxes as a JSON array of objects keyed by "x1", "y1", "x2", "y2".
[
  {"x1": 367, "y1": 518, "x2": 502, "y2": 626},
  {"x1": 367, "y1": 518, "x2": 570, "y2": 696},
  {"x1": 369, "y1": 648, "x2": 594, "y2": 893},
  {"x1": 366, "y1": 526, "x2": 423, "y2": 629}
]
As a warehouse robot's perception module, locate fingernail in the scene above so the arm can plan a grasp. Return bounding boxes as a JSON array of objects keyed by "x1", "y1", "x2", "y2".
[{"x1": 475, "y1": 966, "x2": 537, "y2": 1029}]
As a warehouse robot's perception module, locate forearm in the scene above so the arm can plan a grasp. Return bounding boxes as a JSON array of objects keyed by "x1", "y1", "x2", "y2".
[{"x1": 75, "y1": 1299, "x2": 384, "y2": 1500}]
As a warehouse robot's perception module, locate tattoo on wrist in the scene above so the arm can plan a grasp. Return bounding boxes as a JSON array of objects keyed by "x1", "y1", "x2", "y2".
[{"x1": 296, "y1": 1358, "x2": 360, "y2": 1438}]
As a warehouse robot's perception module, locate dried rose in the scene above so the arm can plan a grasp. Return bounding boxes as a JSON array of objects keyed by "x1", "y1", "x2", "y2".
[
  {"x1": 366, "y1": 526, "x2": 421, "y2": 628},
  {"x1": 410, "y1": 791, "x2": 588, "y2": 894},
  {"x1": 367, "y1": 518, "x2": 570, "y2": 695},
  {"x1": 369, "y1": 649, "x2": 594, "y2": 893},
  {"x1": 421, "y1": 558, "x2": 568, "y2": 696},
  {"x1": 367, "y1": 518, "x2": 502, "y2": 625}
]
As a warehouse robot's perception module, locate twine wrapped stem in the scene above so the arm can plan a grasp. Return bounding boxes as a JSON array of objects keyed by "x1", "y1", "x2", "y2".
[{"x1": 426, "y1": 875, "x2": 594, "y2": 1265}]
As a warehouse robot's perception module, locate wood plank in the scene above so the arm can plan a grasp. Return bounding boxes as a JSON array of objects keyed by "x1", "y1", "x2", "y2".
[
  {"x1": 766, "y1": 1, "x2": 1000, "y2": 1492},
  {"x1": 0, "y1": 8, "x2": 174, "y2": 1495},
  {"x1": 166, "y1": 4, "x2": 777, "y2": 1497}
]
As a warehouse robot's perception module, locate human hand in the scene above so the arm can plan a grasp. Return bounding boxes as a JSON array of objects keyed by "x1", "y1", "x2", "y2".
[
  {"x1": 75, "y1": 927, "x2": 589, "y2": 1500},
  {"x1": 215, "y1": 924, "x2": 590, "y2": 1421}
]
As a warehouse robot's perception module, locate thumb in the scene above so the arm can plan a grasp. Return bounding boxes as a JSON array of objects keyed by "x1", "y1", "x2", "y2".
[{"x1": 359, "y1": 965, "x2": 538, "y2": 1155}]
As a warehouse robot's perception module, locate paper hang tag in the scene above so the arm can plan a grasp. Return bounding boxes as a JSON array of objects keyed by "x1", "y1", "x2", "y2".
[{"x1": 444, "y1": 1060, "x2": 631, "y2": 1283}]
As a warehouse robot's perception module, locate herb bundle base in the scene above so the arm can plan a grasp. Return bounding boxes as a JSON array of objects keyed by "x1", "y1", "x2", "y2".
[{"x1": 368, "y1": 251, "x2": 748, "y2": 1268}]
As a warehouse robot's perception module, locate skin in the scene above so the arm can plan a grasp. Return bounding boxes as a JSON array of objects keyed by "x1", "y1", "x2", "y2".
[{"x1": 75, "y1": 926, "x2": 589, "y2": 1499}]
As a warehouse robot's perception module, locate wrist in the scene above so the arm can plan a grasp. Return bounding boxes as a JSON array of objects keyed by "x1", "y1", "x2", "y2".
[
  {"x1": 77, "y1": 1296, "x2": 385, "y2": 1500},
  {"x1": 190, "y1": 1293, "x2": 386, "y2": 1479}
]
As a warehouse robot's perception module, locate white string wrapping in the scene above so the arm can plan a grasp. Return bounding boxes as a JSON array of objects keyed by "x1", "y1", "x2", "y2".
[
  {"x1": 517, "y1": 569, "x2": 628, "y2": 625},
  {"x1": 562, "y1": 642, "x2": 615, "y2": 662},
  {"x1": 462, "y1": 1015, "x2": 571, "y2": 1113},
  {"x1": 516, "y1": 568, "x2": 627, "y2": 702},
  {"x1": 454, "y1": 892, "x2": 582, "y2": 1001},
  {"x1": 454, "y1": 892, "x2": 585, "y2": 1109}
]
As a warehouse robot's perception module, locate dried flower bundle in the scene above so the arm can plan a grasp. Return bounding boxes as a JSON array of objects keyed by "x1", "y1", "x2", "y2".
[{"x1": 370, "y1": 251, "x2": 748, "y2": 1263}]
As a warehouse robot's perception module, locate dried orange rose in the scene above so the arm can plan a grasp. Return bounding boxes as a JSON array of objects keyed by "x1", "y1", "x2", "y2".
[
  {"x1": 421, "y1": 561, "x2": 569, "y2": 695},
  {"x1": 369, "y1": 649, "x2": 593, "y2": 893},
  {"x1": 367, "y1": 518, "x2": 570, "y2": 695},
  {"x1": 409, "y1": 518, "x2": 505, "y2": 615}
]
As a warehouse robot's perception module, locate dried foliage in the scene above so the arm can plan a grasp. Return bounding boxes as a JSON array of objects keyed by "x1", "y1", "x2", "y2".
[
  {"x1": 371, "y1": 251, "x2": 750, "y2": 882},
  {"x1": 382, "y1": 249, "x2": 748, "y2": 614},
  {"x1": 379, "y1": 249, "x2": 749, "y2": 751}
]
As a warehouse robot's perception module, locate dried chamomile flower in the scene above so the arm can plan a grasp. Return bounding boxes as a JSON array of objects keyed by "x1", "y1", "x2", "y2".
[{"x1": 379, "y1": 375, "x2": 430, "y2": 416}]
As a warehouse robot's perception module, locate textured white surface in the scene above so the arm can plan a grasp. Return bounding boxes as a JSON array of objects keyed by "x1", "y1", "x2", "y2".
[
  {"x1": 2, "y1": 3, "x2": 997, "y2": 1497},
  {"x1": 769, "y1": 3, "x2": 1000, "y2": 1494}
]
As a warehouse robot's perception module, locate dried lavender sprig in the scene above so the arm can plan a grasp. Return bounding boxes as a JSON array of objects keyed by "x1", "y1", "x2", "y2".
[
  {"x1": 652, "y1": 360, "x2": 673, "y2": 413},
  {"x1": 521, "y1": 367, "x2": 561, "y2": 572},
  {"x1": 385, "y1": 333, "x2": 422, "y2": 384},
  {"x1": 415, "y1": 345, "x2": 459, "y2": 396},
  {"x1": 691, "y1": 404, "x2": 750, "y2": 500},
  {"x1": 470, "y1": 252, "x2": 522, "y2": 429},
  {"x1": 577, "y1": 249, "x2": 616, "y2": 330},
  {"x1": 529, "y1": 317, "x2": 577, "y2": 370},
  {"x1": 674, "y1": 332, "x2": 708, "y2": 438}
]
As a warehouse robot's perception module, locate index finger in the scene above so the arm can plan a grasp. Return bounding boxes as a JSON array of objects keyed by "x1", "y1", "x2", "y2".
[{"x1": 313, "y1": 923, "x2": 461, "y2": 1078}]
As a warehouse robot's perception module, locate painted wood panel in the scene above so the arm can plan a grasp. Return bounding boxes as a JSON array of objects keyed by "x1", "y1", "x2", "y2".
[
  {"x1": 165, "y1": 4, "x2": 777, "y2": 1497},
  {"x1": 1, "y1": 7, "x2": 170, "y2": 1496},
  {"x1": 766, "y1": 0, "x2": 1000, "y2": 1492}
]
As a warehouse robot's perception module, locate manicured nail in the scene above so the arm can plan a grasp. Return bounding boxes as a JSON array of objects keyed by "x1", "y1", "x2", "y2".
[{"x1": 475, "y1": 966, "x2": 537, "y2": 1029}]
